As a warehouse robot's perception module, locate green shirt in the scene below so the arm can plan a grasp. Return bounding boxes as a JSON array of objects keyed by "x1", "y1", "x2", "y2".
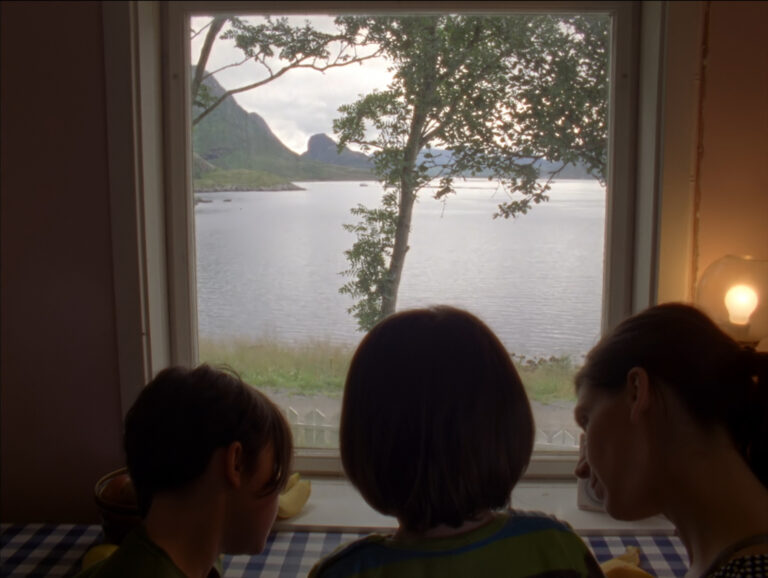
[
  {"x1": 75, "y1": 526, "x2": 221, "y2": 578},
  {"x1": 309, "y1": 510, "x2": 604, "y2": 578}
]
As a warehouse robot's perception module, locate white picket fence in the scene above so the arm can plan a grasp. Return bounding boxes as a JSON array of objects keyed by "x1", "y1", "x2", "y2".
[
  {"x1": 284, "y1": 406, "x2": 581, "y2": 450},
  {"x1": 285, "y1": 407, "x2": 340, "y2": 448}
]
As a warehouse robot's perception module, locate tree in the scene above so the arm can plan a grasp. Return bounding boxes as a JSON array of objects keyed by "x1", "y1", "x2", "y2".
[
  {"x1": 335, "y1": 14, "x2": 609, "y2": 331},
  {"x1": 191, "y1": 16, "x2": 382, "y2": 127}
]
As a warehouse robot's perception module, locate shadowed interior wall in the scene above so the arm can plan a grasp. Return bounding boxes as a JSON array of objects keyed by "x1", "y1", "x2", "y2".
[
  {"x1": 1, "y1": 1, "x2": 124, "y2": 522},
  {"x1": 695, "y1": 1, "x2": 768, "y2": 280}
]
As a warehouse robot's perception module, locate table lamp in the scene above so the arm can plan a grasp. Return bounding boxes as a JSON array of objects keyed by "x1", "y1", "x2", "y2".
[{"x1": 695, "y1": 255, "x2": 768, "y2": 348}]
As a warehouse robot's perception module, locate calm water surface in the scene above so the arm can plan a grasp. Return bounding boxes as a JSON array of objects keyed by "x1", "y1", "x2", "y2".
[{"x1": 195, "y1": 179, "x2": 605, "y2": 359}]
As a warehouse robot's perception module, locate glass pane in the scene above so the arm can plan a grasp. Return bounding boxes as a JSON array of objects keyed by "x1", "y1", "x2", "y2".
[{"x1": 190, "y1": 13, "x2": 610, "y2": 451}]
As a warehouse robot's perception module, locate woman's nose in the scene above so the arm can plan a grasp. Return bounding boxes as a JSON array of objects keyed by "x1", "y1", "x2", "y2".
[
  {"x1": 575, "y1": 434, "x2": 591, "y2": 479},
  {"x1": 574, "y1": 454, "x2": 591, "y2": 479}
]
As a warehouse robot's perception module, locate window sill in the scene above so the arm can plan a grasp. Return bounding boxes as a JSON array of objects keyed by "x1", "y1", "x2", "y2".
[{"x1": 273, "y1": 477, "x2": 675, "y2": 535}]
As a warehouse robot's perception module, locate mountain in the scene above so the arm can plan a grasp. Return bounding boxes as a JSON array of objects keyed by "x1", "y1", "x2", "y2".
[
  {"x1": 192, "y1": 75, "x2": 373, "y2": 186},
  {"x1": 297, "y1": 137, "x2": 597, "y2": 180},
  {"x1": 192, "y1": 73, "x2": 596, "y2": 190},
  {"x1": 301, "y1": 134, "x2": 374, "y2": 169},
  {"x1": 530, "y1": 159, "x2": 595, "y2": 179},
  {"x1": 414, "y1": 148, "x2": 595, "y2": 179}
]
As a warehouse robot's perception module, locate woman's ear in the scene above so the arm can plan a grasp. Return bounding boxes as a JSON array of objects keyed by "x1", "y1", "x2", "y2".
[
  {"x1": 626, "y1": 366, "x2": 652, "y2": 423},
  {"x1": 223, "y1": 441, "x2": 244, "y2": 488}
]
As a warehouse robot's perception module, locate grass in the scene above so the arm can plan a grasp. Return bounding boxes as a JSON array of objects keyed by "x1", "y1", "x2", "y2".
[
  {"x1": 199, "y1": 337, "x2": 351, "y2": 397},
  {"x1": 193, "y1": 168, "x2": 297, "y2": 191},
  {"x1": 512, "y1": 354, "x2": 579, "y2": 403},
  {"x1": 199, "y1": 337, "x2": 578, "y2": 403}
]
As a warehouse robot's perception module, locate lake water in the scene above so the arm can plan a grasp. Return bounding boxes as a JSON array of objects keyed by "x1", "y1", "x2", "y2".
[{"x1": 194, "y1": 179, "x2": 605, "y2": 359}]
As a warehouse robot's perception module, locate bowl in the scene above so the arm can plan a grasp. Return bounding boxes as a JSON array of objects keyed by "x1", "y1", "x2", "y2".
[{"x1": 94, "y1": 467, "x2": 142, "y2": 543}]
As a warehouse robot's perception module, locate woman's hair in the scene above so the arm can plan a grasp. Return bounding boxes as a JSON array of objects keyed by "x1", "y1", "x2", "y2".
[
  {"x1": 340, "y1": 306, "x2": 534, "y2": 532},
  {"x1": 575, "y1": 302, "x2": 768, "y2": 488},
  {"x1": 124, "y1": 364, "x2": 293, "y2": 516}
]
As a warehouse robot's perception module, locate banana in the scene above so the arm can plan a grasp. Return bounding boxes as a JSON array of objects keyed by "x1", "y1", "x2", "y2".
[
  {"x1": 284, "y1": 472, "x2": 300, "y2": 493},
  {"x1": 615, "y1": 546, "x2": 640, "y2": 565},
  {"x1": 278, "y1": 477, "x2": 311, "y2": 519},
  {"x1": 600, "y1": 547, "x2": 653, "y2": 578}
]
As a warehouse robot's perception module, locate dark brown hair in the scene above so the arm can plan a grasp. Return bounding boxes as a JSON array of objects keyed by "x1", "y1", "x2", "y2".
[
  {"x1": 575, "y1": 303, "x2": 768, "y2": 488},
  {"x1": 124, "y1": 364, "x2": 293, "y2": 516},
  {"x1": 340, "y1": 306, "x2": 534, "y2": 532}
]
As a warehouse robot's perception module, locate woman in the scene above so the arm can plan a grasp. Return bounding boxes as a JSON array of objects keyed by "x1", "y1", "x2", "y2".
[{"x1": 574, "y1": 303, "x2": 768, "y2": 578}]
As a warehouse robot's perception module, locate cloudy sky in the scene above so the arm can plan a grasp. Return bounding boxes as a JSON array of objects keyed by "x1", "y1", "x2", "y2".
[{"x1": 191, "y1": 15, "x2": 393, "y2": 154}]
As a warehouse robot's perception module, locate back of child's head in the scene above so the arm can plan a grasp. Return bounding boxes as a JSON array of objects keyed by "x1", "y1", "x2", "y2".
[
  {"x1": 124, "y1": 364, "x2": 293, "y2": 516},
  {"x1": 340, "y1": 306, "x2": 534, "y2": 532}
]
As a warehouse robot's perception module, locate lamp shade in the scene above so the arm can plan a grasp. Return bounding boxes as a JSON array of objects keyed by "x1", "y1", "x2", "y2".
[{"x1": 695, "y1": 255, "x2": 768, "y2": 346}]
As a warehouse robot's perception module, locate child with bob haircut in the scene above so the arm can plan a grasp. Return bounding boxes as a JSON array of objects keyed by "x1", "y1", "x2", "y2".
[
  {"x1": 77, "y1": 364, "x2": 293, "y2": 578},
  {"x1": 309, "y1": 306, "x2": 603, "y2": 578}
]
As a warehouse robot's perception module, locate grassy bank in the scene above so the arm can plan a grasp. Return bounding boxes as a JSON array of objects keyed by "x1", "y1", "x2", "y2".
[
  {"x1": 193, "y1": 168, "x2": 300, "y2": 192},
  {"x1": 511, "y1": 354, "x2": 579, "y2": 403},
  {"x1": 199, "y1": 337, "x2": 351, "y2": 397},
  {"x1": 199, "y1": 337, "x2": 578, "y2": 403}
]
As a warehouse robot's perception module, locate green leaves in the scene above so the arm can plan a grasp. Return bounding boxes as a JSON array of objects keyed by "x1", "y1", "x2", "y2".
[
  {"x1": 335, "y1": 14, "x2": 609, "y2": 329},
  {"x1": 338, "y1": 191, "x2": 399, "y2": 331},
  {"x1": 221, "y1": 16, "x2": 336, "y2": 62},
  {"x1": 335, "y1": 14, "x2": 608, "y2": 205}
]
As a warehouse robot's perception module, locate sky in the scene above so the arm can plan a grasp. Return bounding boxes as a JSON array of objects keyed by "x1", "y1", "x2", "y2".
[{"x1": 190, "y1": 15, "x2": 393, "y2": 154}]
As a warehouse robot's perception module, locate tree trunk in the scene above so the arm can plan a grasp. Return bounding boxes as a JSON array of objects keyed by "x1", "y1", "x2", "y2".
[
  {"x1": 380, "y1": 183, "x2": 417, "y2": 317},
  {"x1": 380, "y1": 27, "x2": 439, "y2": 318}
]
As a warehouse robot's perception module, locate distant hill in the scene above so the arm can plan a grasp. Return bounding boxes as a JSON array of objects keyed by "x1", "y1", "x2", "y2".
[
  {"x1": 298, "y1": 137, "x2": 596, "y2": 180},
  {"x1": 192, "y1": 75, "x2": 373, "y2": 189},
  {"x1": 192, "y1": 73, "x2": 596, "y2": 191},
  {"x1": 527, "y1": 159, "x2": 596, "y2": 180},
  {"x1": 414, "y1": 148, "x2": 595, "y2": 180},
  {"x1": 301, "y1": 133, "x2": 374, "y2": 169}
]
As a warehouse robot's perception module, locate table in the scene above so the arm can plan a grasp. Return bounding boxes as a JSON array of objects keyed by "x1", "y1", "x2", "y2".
[{"x1": 1, "y1": 524, "x2": 689, "y2": 578}]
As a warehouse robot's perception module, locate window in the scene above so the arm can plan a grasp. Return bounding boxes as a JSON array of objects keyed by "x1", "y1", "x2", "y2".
[{"x1": 105, "y1": 1, "x2": 663, "y2": 478}]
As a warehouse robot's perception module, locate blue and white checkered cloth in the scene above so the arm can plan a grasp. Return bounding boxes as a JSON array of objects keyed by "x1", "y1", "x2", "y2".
[{"x1": 1, "y1": 524, "x2": 688, "y2": 578}]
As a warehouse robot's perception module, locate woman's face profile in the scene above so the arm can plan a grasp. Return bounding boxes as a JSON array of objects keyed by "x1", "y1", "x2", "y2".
[{"x1": 574, "y1": 378, "x2": 658, "y2": 521}]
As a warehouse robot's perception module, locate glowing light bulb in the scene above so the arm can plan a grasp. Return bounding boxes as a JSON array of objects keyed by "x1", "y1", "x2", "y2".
[{"x1": 724, "y1": 284, "x2": 759, "y2": 325}]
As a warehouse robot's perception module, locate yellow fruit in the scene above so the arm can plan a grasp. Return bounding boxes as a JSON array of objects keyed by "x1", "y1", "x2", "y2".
[
  {"x1": 284, "y1": 472, "x2": 301, "y2": 493},
  {"x1": 600, "y1": 547, "x2": 653, "y2": 578},
  {"x1": 277, "y1": 479, "x2": 311, "y2": 519},
  {"x1": 600, "y1": 561, "x2": 654, "y2": 578},
  {"x1": 82, "y1": 543, "x2": 119, "y2": 570},
  {"x1": 615, "y1": 546, "x2": 641, "y2": 565}
]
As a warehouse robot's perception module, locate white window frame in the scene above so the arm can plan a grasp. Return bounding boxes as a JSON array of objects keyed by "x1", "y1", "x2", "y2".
[{"x1": 103, "y1": 0, "x2": 667, "y2": 479}]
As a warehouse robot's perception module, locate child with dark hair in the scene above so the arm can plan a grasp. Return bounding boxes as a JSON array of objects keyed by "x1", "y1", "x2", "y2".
[
  {"x1": 77, "y1": 364, "x2": 293, "y2": 578},
  {"x1": 574, "y1": 303, "x2": 768, "y2": 578},
  {"x1": 309, "y1": 306, "x2": 603, "y2": 578}
]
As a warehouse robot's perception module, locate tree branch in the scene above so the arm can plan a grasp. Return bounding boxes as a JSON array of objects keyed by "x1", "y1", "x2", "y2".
[
  {"x1": 190, "y1": 19, "x2": 213, "y2": 40},
  {"x1": 203, "y1": 56, "x2": 251, "y2": 79},
  {"x1": 192, "y1": 16, "x2": 227, "y2": 104},
  {"x1": 193, "y1": 50, "x2": 383, "y2": 126}
]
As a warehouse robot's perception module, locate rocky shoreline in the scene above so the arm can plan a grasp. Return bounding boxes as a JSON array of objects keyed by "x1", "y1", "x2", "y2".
[{"x1": 194, "y1": 182, "x2": 305, "y2": 193}]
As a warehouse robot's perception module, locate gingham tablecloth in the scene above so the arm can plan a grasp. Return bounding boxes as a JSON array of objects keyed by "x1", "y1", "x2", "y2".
[{"x1": 1, "y1": 524, "x2": 689, "y2": 578}]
